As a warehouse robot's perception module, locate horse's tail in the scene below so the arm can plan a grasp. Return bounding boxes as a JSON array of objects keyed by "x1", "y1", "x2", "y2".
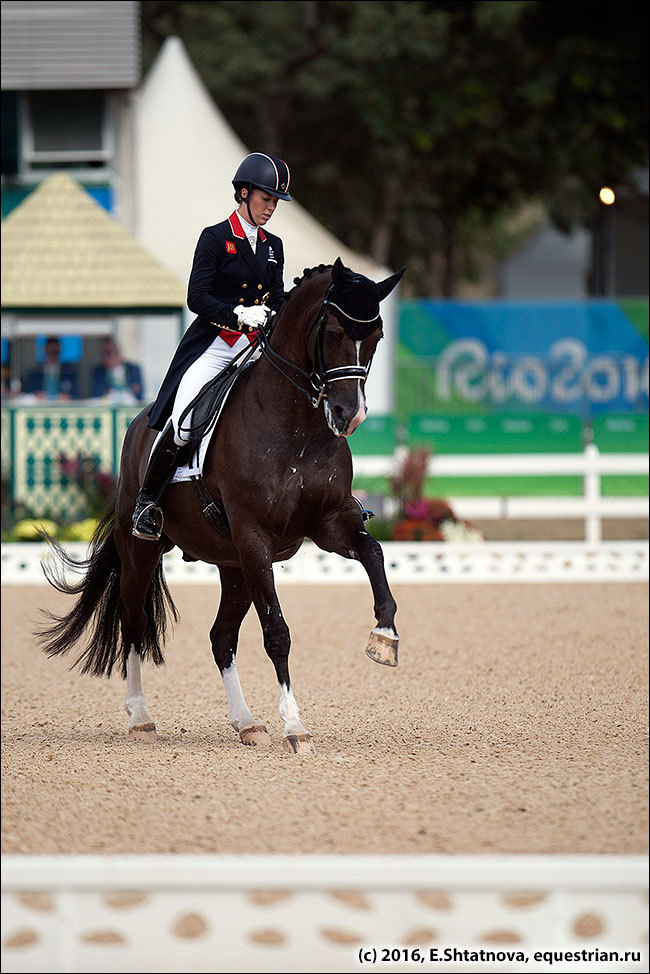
[{"x1": 37, "y1": 498, "x2": 177, "y2": 679}]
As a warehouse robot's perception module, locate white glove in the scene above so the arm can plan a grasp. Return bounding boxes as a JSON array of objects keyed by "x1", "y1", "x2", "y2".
[{"x1": 233, "y1": 304, "x2": 271, "y2": 328}]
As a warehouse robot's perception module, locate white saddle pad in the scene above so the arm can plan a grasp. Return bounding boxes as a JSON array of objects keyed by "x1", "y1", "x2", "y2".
[{"x1": 147, "y1": 379, "x2": 237, "y2": 484}]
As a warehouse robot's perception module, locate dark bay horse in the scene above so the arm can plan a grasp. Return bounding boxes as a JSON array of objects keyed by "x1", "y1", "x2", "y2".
[{"x1": 39, "y1": 259, "x2": 404, "y2": 753}]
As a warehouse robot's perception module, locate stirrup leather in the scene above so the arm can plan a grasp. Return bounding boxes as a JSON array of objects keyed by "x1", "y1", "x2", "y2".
[{"x1": 132, "y1": 499, "x2": 164, "y2": 541}]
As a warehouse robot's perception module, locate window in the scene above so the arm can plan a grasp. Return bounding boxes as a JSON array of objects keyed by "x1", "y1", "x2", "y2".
[{"x1": 20, "y1": 90, "x2": 113, "y2": 175}]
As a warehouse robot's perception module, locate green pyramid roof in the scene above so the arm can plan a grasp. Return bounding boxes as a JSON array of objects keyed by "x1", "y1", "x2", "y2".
[{"x1": 1, "y1": 173, "x2": 185, "y2": 312}]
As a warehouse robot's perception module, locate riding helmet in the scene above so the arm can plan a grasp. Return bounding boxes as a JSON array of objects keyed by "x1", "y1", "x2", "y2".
[{"x1": 232, "y1": 152, "x2": 291, "y2": 201}]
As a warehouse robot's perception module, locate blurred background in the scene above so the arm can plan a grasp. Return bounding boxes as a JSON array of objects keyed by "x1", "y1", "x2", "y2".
[{"x1": 1, "y1": 0, "x2": 648, "y2": 541}]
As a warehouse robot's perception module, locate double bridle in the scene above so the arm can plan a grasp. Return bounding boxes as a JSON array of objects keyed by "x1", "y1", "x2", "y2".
[{"x1": 258, "y1": 284, "x2": 378, "y2": 408}]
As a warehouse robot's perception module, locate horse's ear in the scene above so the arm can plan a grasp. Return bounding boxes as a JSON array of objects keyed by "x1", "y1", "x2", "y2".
[
  {"x1": 332, "y1": 257, "x2": 345, "y2": 282},
  {"x1": 376, "y1": 267, "x2": 406, "y2": 301}
]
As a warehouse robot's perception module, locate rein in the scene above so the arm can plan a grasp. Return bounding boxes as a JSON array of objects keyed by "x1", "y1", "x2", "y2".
[{"x1": 257, "y1": 284, "x2": 373, "y2": 409}]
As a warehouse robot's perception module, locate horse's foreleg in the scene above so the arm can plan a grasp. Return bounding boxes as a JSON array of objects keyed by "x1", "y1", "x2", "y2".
[
  {"x1": 314, "y1": 515, "x2": 399, "y2": 667},
  {"x1": 235, "y1": 532, "x2": 315, "y2": 754},
  {"x1": 212, "y1": 567, "x2": 271, "y2": 747}
]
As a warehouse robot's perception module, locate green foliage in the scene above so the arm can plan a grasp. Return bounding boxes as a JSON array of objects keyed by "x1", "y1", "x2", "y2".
[{"x1": 141, "y1": 1, "x2": 648, "y2": 295}]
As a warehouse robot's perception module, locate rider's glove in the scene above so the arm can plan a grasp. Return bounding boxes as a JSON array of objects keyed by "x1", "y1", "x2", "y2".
[{"x1": 233, "y1": 305, "x2": 271, "y2": 329}]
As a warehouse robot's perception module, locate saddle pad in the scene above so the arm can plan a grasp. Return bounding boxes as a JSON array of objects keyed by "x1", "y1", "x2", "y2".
[{"x1": 149, "y1": 357, "x2": 253, "y2": 483}]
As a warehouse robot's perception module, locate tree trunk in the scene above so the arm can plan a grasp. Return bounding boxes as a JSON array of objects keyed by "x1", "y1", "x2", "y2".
[
  {"x1": 441, "y1": 215, "x2": 457, "y2": 298},
  {"x1": 369, "y1": 174, "x2": 399, "y2": 266}
]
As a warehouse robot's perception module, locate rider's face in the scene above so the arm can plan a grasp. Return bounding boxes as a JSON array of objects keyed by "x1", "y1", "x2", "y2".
[{"x1": 240, "y1": 188, "x2": 278, "y2": 226}]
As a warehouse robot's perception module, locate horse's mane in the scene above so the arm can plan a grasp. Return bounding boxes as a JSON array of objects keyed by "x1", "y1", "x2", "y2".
[{"x1": 284, "y1": 264, "x2": 333, "y2": 302}]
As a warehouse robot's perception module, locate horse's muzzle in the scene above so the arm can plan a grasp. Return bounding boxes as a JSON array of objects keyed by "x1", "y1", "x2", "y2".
[{"x1": 325, "y1": 399, "x2": 367, "y2": 437}]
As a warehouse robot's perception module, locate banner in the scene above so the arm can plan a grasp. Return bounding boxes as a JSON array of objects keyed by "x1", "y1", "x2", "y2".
[{"x1": 399, "y1": 300, "x2": 649, "y2": 415}]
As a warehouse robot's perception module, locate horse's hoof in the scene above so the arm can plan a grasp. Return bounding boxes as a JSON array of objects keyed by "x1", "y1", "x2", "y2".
[
  {"x1": 240, "y1": 724, "x2": 272, "y2": 747},
  {"x1": 282, "y1": 734, "x2": 316, "y2": 755},
  {"x1": 365, "y1": 628, "x2": 399, "y2": 667},
  {"x1": 128, "y1": 723, "x2": 158, "y2": 743}
]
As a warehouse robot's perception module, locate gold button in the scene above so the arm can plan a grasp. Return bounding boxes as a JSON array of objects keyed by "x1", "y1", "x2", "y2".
[
  {"x1": 242, "y1": 283, "x2": 247, "y2": 288},
  {"x1": 257, "y1": 284, "x2": 263, "y2": 290},
  {"x1": 238, "y1": 298, "x2": 245, "y2": 304},
  {"x1": 254, "y1": 299, "x2": 260, "y2": 305}
]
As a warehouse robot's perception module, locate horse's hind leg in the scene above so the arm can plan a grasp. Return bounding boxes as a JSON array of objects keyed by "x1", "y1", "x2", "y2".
[
  {"x1": 118, "y1": 545, "x2": 165, "y2": 742},
  {"x1": 211, "y1": 567, "x2": 271, "y2": 748},
  {"x1": 124, "y1": 647, "x2": 157, "y2": 742}
]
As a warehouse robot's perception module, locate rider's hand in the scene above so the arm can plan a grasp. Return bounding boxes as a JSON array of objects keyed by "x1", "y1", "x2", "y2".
[{"x1": 233, "y1": 305, "x2": 271, "y2": 328}]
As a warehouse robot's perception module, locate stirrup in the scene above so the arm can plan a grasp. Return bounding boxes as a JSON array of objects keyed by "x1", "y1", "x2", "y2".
[
  {"x1": 353, "y1": 495, "x2": 375, "y2": 522},
  {"x1": 132, "y1": 501, "x2": 164, "y2": 541}
]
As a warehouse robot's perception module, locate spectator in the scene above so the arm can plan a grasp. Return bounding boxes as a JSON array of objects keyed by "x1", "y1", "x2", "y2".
[
  {"x1": 24, "y1": 337, "x2": 79, "y2": 400},
  {"x1": 91, "y1": 338, "x2": 143, "y2": 403},
  {"x1": 1, "y1": 364, "x2": 21, "y2": 398}
]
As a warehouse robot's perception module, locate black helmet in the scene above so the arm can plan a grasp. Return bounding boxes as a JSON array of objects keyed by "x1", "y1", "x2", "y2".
[{"x1": 232, "y1": 152, "x2": 291, "y2": 201}]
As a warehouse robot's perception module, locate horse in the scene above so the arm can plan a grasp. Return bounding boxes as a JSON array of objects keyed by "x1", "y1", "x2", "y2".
[{"x1": 38, "y1": 258, "x2": 404, "y2": 754}]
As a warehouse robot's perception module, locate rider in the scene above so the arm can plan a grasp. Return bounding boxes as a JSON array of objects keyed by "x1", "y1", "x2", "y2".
[{"x1": 132, "y1": 152, "x2": 291, "y2": 541}]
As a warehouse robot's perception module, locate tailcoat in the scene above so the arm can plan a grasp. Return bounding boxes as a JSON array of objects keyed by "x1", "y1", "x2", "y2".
[{"x1": 147, "y1": 211, "x2": 284, "y2": 431}]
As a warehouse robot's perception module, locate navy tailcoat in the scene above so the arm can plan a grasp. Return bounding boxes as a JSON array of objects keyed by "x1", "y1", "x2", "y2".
[{"x1": 147, "y1": 211, "x2": 285, "y2": 431}]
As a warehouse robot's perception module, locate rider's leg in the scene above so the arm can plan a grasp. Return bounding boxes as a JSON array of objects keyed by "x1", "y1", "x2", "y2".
[
  {"x1": 131, "y1": 422, "x2": 182, "y2": 540},
  {"x1": 170, "y1": 333, "x2": 250, "y2": 443},
  {"x1": 132, "y1": 333, "x2": 249, "y2": 541}
]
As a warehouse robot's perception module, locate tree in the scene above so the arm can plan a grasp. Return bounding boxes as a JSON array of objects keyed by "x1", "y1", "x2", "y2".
[{"x1": 141, "y1": 1, "x2": 649, "y2": 296}]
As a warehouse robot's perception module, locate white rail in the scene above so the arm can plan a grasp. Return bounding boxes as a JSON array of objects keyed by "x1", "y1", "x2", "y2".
[
  {"x1": 353, "y1": 445, "x2": 649, "y2": 544},
  {"x1": 2, "y1": 541, "x2": 648, "y2": 584},
  {"x1": 1, "y1": 855, "x2": 647, "y2": 973}
]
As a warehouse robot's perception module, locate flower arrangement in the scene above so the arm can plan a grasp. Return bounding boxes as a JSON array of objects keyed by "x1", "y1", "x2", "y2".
[
  {"x1": 1, "y1": 454, "x2": 115, "y2": 541},
  {"x1": 389, "y1": 446, "x2": 484, "y2": 543}
]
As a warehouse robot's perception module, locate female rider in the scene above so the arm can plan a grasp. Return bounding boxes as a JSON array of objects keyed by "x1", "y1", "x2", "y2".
[{"x1": 132, "y1": 152, "x2": 291, "y2": 541}]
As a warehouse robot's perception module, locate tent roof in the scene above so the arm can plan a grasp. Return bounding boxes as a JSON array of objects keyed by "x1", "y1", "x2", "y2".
[
  {"x1": 1, "y1": 172, "x2": 185, "y2": 312},
  {"x1": 134, "y1": 37, "x2": 390, "y2": 289}
]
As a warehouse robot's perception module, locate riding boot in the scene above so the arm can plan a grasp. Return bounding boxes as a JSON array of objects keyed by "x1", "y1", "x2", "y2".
[{"x1": 132, "y1": 425, "x2": 182, "y2": 541}]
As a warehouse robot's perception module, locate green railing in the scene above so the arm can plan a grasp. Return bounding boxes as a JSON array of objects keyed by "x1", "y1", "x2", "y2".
[
  {"x1": 1, "y1": 404, "x2": 141, "y2": 520},
  {"x1": 2, "y1": 404, "x2": 647, "y2": 521}
]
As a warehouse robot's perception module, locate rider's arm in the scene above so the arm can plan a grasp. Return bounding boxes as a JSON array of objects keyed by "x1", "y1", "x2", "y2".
[{"x1": 187, "y1": 227, "x2": 239, "y2": 328}]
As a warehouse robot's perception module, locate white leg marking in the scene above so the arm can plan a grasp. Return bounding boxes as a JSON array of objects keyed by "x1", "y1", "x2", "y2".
[
  {"x1": 278, "y1": 683, "x2": 308, "y2": 738},
  {"x1": 222, "y1": 656, "x2": 257, "y2": 733},
  {"x1": 124, "y1": 647, "x2": 154, "y2": 728}
]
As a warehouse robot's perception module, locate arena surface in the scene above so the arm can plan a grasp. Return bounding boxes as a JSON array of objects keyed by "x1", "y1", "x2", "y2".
[{"x1": 1, "y1": 582, "x2": 648, "y2": 856}]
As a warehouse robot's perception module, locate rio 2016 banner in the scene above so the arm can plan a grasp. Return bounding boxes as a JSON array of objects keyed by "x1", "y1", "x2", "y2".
[{"x1": 399, "y1": 299, "x2": 649, "y2": 414}]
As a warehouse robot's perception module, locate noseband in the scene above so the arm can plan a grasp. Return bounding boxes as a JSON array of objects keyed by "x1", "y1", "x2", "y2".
[{"x1": 258, "y1": 284, "x2": 376, "y2": 408}]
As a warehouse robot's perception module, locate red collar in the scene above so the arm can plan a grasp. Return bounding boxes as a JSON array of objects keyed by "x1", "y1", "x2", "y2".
[{"x1": 229, "y1": 211, "x2": 266, "y2": 242}]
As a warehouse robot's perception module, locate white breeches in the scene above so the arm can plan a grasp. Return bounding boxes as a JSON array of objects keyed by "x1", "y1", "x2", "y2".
[{"x1": 171, "y1": 333, "x2": 251, "y2": 445}]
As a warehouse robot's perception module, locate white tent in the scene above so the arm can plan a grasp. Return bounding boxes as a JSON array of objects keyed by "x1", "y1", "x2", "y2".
[{"x1": 133, "y1": 36, "x2": 397, "y2": 412}]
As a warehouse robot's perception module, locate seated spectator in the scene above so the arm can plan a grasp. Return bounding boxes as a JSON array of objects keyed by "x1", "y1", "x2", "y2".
[
  {"x1": 24, "y1": 337, "x2": 79, "y2": 400},
  {"x1": 1, "y1": 364, "x2": 20, "y2": 398},
  {"x1": 92, "y1": 338, "x2": 143, "y2": 403}
]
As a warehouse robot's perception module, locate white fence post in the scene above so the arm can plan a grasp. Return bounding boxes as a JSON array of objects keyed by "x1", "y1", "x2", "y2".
[{"x1": 583, "y1": 442, "x2": 602, "y2": 544}]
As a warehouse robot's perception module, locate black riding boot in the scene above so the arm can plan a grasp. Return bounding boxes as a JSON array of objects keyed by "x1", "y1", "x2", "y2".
[{"x1": 132, "y1": 425, "x2": 182, "y2": 541}]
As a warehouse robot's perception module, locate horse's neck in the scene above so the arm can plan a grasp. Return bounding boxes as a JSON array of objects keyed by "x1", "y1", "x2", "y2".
[
  {"x1": 250, "y1": 283, "x2": 329, "y2": 437},
  {"x1": 270, "y1": 284, "x2": 322, "y2": 371}
]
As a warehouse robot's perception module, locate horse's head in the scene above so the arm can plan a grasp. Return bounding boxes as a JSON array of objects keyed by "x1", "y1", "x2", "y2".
[{"x1": 316, "y1": 257, "x2": 404, "y2": 437}]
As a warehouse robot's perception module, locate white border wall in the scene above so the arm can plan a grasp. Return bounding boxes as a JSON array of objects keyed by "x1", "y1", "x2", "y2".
[
  {"x1": 2, "y1": 855, "x2": 648, "y2": 973},
  {"x1": 2, "y1": 541, "x2": 648, "y2": 586}
]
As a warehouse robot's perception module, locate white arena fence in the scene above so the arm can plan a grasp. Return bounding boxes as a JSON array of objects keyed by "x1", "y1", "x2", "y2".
[
  {"x1": 1, "y1": 854, "x2": 647, "y2": 973},
  {"x1": 1, "y1": 539, "x2": 648, "y2": 585},
  {"x1": 354, "y1": 444, "x2": 648, "y2": 545}
]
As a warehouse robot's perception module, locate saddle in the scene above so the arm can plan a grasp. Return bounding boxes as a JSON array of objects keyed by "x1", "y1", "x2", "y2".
[{"x1": 177, "y1": 342, "x2": 261, "y2": 544}]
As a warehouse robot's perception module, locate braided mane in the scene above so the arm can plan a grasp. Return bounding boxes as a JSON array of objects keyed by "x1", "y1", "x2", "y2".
[{"x1": 285, "y1": 264, "x2": 333, "y2": 300}]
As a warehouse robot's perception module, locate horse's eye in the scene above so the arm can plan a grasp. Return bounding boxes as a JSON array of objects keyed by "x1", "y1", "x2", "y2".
[{"x1": 325, "y1": 329, "x2": 342, "y2": 344}]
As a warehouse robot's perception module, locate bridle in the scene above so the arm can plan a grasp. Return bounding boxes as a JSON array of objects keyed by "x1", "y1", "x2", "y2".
[{"x1": 257, "y1": 284, "x2": 378, "y2": 409}]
